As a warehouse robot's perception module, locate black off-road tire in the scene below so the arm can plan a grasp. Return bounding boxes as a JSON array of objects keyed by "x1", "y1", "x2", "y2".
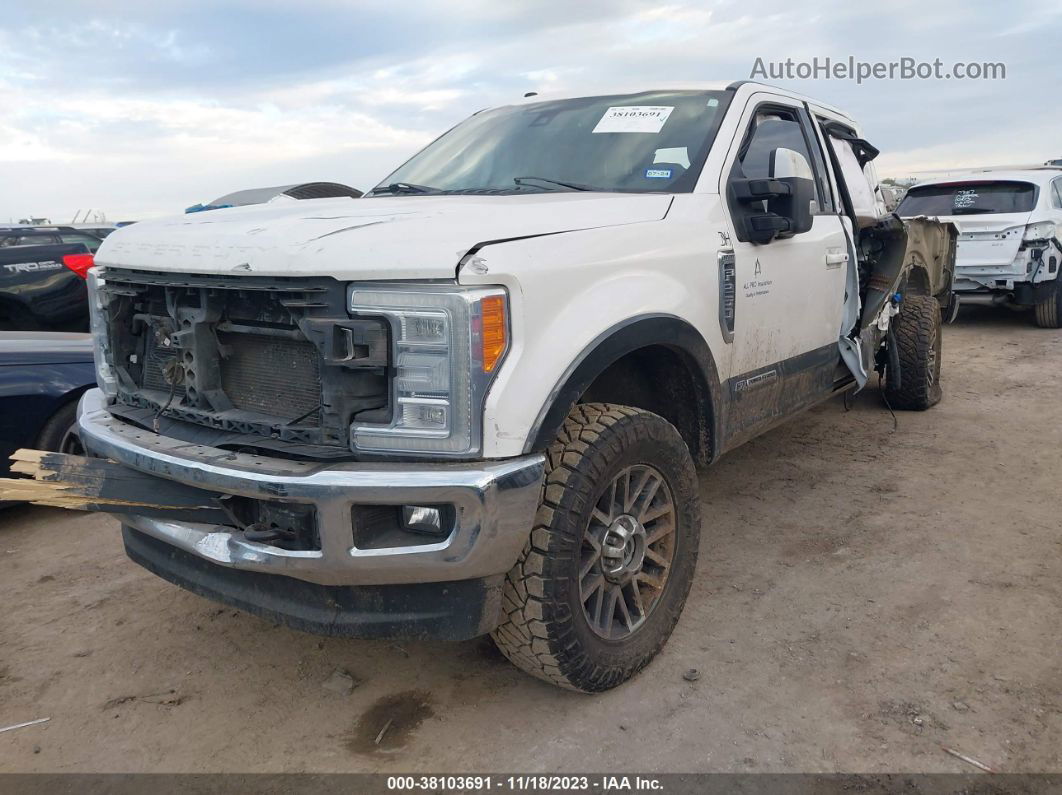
[
  {"x1": 1034, "y1": 282, "x2": 1062, "y2": 328},
  {"x1": 884, "y1": 294, "x2": 943, "y2": 411},
  {"x1": 490, "y1": 403, "x2": 701, "y2": 692},
  {"x1": 36, "y1": 401, "x2": 83, "y2": 454}
]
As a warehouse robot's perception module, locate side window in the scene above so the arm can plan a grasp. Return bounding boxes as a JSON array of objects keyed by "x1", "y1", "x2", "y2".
[
  {"x1": 60, "y1": 233, "x2": 102, "y2": 252},
  {"x1": 734, "y1": 106, "x2": 828, "y2": 213},
  {"x1": 3, "y1": 234, "x2": 61, "y2": 246},
  {"x1": 1052, "y1": 179, "x2": 1062, "y2": 209}
]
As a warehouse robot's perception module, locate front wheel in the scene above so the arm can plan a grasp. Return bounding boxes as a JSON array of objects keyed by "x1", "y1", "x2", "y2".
[{"x1": 491, "y1": 403, "x2": 701, "y2": 692}]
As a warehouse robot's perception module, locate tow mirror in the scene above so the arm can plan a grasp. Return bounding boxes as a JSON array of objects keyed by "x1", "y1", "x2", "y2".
[{"x1": 729, "y1": 147, "x2": 817, "y2": 244}]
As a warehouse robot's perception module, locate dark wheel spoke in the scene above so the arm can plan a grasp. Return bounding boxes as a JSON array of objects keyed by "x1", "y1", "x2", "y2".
[
  {"x1": 641, "y1": 502, "x2": 673, "y2": 525},
  {"x1": 604, "y1": 586, "x2": 620, "y2": 634},
  {"x1": 616, "y1": 587, "x2": 635, "y2": 633},
  {"x1": 644, "y1": 546, "x2": 671, "y2": 569},
  {"x1": 646, "y1": 520, "x2": 675, "y2": 546},
  {"x1": 579, "y1": 552, "x2": 597, "y2": 579},
  {"x1": 627, "y1": 580, "x2": 646, "y2": 620},
  {"x1": 591, "y1": 584, "x2": 606, "y2": 630},
  {"x1": 582, "y1": 573, "x2": 604, "y2": 604},
  {"x1": 636, "y1": 475, "x2": 662, "y2": 521},
  {"x1": 637, "y1": 570, "x2": 667, "y2": 590},
  {"x1": 627, "y1": 468, "x2": 651, "y2": 512}
]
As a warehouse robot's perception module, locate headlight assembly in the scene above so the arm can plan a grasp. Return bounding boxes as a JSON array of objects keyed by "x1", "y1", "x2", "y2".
[
  {"x1": 348, "y1": 284, "x2": 509, "y2": 456},
  {"x1": 86, "y1": 269, "x2": 117, "y2": 397}
]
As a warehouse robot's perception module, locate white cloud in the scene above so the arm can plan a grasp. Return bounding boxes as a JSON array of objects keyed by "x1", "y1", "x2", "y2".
[{"x1": 0, "y1": 0, "x2": 1060, "y2": 221}]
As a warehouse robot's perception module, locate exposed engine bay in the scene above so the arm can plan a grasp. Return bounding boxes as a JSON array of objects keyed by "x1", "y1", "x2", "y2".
[{"x1": 99, "y1": 268, "x2": 391, "y2": 459}]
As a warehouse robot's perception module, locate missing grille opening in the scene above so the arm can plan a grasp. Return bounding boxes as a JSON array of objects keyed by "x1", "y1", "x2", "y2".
[{"x1": 101, "y1": 270, "x2": 390, "y2": 454}]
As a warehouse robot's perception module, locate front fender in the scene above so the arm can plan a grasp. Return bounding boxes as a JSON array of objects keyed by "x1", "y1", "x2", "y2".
[
  {"x1": 458, "y1": 219, "x2": 729, "y2": 459},
  {"x1": 522, "y1": 313, "x2": 723, "y2": 463}
]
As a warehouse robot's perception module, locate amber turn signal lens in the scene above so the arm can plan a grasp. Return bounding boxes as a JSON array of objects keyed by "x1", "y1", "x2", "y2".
[{"x1": 480, "y1": 295, "x2": 507, "y2": 373}]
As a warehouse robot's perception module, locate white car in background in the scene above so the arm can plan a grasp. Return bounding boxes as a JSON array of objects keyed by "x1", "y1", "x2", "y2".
[{"x1": 897, "y1": 168, "x2": 1062, "y2": 327}]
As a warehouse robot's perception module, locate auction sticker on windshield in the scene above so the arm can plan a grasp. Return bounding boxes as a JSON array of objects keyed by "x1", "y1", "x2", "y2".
[{"x1": 592, "y1": 106, "x2": 674, "y2": 133}]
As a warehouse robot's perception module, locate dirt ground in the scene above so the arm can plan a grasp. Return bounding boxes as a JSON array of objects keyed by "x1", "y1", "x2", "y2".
[{"x1": 1, "y1": 305, "x2": 1059, "y2": 774}]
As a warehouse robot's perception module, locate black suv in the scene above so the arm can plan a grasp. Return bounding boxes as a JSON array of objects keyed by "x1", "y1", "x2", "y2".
[{"x1": 0, "y1": 227, "x2": 104, "y2": 331}]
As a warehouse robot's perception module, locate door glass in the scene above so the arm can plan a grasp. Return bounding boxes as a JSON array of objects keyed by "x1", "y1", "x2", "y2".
[{"x1": 736, "y1": 109, "x2": 823, "y2": 208}]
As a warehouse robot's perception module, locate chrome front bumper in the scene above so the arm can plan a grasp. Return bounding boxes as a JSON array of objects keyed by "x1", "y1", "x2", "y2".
[{"x1": 77, "y1": 389, "x2": 545, "y2": 587}]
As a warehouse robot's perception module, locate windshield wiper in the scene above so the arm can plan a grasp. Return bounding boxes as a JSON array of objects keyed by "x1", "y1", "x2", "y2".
[
  {"x1": 513, "y1": 176, "x2": 600, "y2": 192},
  {"x1": 367, "y1": 182, "x2": 441, "y2": 196}
]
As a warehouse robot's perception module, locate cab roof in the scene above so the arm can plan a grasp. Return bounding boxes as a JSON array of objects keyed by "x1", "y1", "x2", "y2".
[{"x1": 508, "y1": 81, "x2": 855, "y2": 123}]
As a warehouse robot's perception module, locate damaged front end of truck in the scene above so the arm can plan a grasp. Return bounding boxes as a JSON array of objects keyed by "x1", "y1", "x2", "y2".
[{"x1": 0, "y1": 264, "x2": 546, "y2": 641}]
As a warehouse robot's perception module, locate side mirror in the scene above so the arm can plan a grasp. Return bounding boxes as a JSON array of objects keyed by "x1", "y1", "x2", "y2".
[
  {"x1": 729, "y1": 147, "x2": 817, "y2": 244},
  {"x1": 769, "y1": 147, "x2": 814, "y2": 181}
]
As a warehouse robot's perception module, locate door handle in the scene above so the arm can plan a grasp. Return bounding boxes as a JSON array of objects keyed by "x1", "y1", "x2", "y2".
[{"x1": 825, "y1": 249, "x2": 849, "y2": 268}]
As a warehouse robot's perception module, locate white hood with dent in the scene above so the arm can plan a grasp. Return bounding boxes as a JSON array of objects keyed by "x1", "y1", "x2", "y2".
[{"x1": 97, "y1": 193, "x2": 673, "y2": 280}]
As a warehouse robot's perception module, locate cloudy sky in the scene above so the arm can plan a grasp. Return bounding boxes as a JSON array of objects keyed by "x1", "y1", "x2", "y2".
[{"x1": 2, "y1": 0, "x2": 1059, "y2": 222}]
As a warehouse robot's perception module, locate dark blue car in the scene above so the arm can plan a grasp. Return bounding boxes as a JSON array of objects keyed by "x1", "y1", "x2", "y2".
[{"x1": 0, "y1": 332, "x2": 96, "y2": 480}]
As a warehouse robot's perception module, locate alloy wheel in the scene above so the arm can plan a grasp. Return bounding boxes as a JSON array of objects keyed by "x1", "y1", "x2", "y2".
[{"x1": 579, "y1": 464, "x2": 676, "y2": 640}]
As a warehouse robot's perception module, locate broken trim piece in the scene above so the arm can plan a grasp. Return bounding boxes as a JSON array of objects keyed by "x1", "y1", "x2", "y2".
[{"x1": 0, "y1": 449, "x2": 229, "y2": 522}]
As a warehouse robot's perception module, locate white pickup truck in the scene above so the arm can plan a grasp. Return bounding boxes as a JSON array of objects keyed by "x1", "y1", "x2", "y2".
[{"x1": 67, "y1": 81, "x2": 956, "y2": 692}]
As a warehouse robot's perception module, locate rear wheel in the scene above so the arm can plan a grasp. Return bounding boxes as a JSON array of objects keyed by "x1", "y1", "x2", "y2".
[
  {"x1": 884, "y1": 294, "x2": 943, "y2": 411},
  {"x1": 491, "y1": 403, "x2": 701, "y2": 692},
  {"x1": 1034, "y1": 282, "x2": 1062, "y2": 328}
]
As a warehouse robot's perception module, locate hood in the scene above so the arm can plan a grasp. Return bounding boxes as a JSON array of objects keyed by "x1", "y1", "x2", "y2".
[
  {"x1": 0, "y1": 332, "x2": 93, "y2": 365},
  {"x1": 96, "y1": 193, "x2": 674, "y2": 280}
]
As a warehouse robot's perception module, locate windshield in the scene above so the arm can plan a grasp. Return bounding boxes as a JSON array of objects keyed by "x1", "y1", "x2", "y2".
[
  {"x1": 369, "y1": 90, "x2": 731, "y2": 196},
  {"x1": 898, "y1": 180, "x2": 1038, "y2": 216}
]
